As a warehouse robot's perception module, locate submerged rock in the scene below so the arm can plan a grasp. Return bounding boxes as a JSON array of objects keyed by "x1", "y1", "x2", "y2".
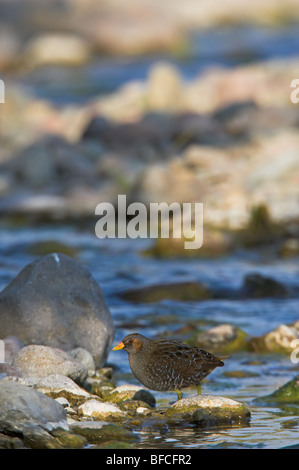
[
  {"x1": 242, "y1": 273, "x2": 288, "y2": 298},
  {"x1": 279, "y1": 238, "x2": 299, "y2": 258},
  {"x1": 70, "y1": 420, "x2": 137, "y2": 443},
  {"x1": 144, "y1": 228, "x2": 232, "y2": 259},
  {"x1": 254, "y1": 374, "x2": 299, "y2": 404},
  {"x1": 0, "y1": 253, "x2": 114, "y2": 367},
  {"x1": 50, "y1": 428, "x2": 87, "y2": 449},
  {"x1": 165, "y1": 395, "x2": 250, "y2": 427},
  {"x1": 120, "y1": 281, "x2": 212, "y2": 303}
]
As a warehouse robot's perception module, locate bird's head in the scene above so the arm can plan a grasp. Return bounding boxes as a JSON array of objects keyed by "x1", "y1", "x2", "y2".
[{"x1": 112, "y1": 333, "x2": 145, "y2": 353}]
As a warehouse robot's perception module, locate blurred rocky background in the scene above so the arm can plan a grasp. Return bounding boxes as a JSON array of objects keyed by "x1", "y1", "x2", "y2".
[{"x1": 1, "y1": 0, "x2": 299, "y2": 254}]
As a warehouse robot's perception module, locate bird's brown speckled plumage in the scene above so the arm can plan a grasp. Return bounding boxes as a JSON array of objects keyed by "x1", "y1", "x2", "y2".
[{"x1": 113, "y1": 333, "x2": 228, "y2": 399}]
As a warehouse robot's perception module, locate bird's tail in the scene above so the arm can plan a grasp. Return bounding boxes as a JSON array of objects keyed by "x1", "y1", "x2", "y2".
[{"x1": 216, "y1": 355, "x2": 231, "y2": 366}]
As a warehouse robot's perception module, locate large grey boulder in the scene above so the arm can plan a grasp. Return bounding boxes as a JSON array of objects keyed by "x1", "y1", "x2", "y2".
[{"x1": 0, "y1": 253, "x2": 114, "y2": 367}]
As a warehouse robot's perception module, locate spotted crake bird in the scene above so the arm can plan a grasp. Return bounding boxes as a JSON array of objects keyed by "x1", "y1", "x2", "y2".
[{"x1": 113, "y1": 333, "x2": 228, "y2": 400}]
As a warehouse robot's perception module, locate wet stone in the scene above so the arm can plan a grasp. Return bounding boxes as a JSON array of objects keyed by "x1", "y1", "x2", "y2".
[
  {"x1": 107, "y1": 384, "x2": 156, "y2": 407},
  {"x1": 35, "y1": 374, "x2": 92, "y2": 406},
  {"x1": 165, "y1": 395, "x2": 251, "y2": 427},
  {"x1": 78, "y1": 399, "x2": 124, "y2": 420},
  {"x1": 70, "y1": 420, "x2": 137, "y2": 443},
  {"x1": 84, "y1": 375, "x2": 115, "y2": 399},
  {"x1": 0, "y1": 380, "x2": 69, "y2": 446},
  {"x1": 241, "y1": 273, "x2": 288, "y2": 299},
  {"x1": 50, "y1": 428, "x2": 87, "y2": 449}
]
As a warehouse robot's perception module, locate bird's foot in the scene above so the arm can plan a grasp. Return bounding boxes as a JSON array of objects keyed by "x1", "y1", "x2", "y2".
[{"x1": 176, "y1": 389, "x2": 183, "y2": 401}]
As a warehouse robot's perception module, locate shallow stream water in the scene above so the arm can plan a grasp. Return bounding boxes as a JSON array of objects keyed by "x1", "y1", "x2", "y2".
[{"x1": 1, "y1": 224, "x2": 299, "y2": 449}]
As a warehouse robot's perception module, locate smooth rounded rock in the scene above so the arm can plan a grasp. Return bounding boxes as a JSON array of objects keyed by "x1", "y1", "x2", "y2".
[
  {"x1": 13, "y1": 345, "x2": 88, "y2": 385},
  {"x1": 68, "y1": 347, "x2": 96, "y2": 377},
  {"x1": 0, "y1": 253, "x2": 114, "y2": 367},
  {"x1": 78, "y1": 400, "x2": 123, "y2": 419}
]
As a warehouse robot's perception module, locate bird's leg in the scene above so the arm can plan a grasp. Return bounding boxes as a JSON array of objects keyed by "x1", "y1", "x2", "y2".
[
  {"x1": 197, "y1": 384, "x2": 202, "y2": 395},
  {"x1": 176, "y1": 389, "x2": 183, "y2": 401}
]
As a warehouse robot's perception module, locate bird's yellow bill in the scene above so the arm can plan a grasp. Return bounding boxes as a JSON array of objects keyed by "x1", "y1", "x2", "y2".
[{"x1": 112, "y1": 341, "x2": 125, "y2": 351}]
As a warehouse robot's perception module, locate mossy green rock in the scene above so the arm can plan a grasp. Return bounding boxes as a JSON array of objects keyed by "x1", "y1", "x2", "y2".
[
  {"x1": 249, "y1": 322, "x2": 299, "y2": 354},
  {"x1": 70, "y1": 420, "x2": 137, "y2": 442},
  {"x1": 143, "y1": 228, "x2": 231, "y2": 259},
  {"x1": 254, "y1": 375, "x2": 299, "y2": 404},
  {"x1": 236, "y1": 204, "x2": 284, "y2": 247},
  {"x1": 93, "y1": 440, "x2": 137, "y2": 449},
  {"x1": 120, "y1": 281, "x2": 212, "y2": 303},
  {"x1": 22, "y1": 427, "x2": 64, "y2": 449},
  {"x1": 85, "y1": 376, "x2": 115, "y2": 399},
  {"x1": 165, "y1": 395, "x2": 251, "y2": 427},
  {"x1": 27, "y1": 240, "x2": 78, "y2": 257},
  {"x1": 190, "y1": 323, "x2": 248, "y2": 354},
  {"x1": 50, "y1": 428, "x2": 87, "y2": 448},
  {"x1": 223, "y1": 370, "x2": 259, "y2": 379},
  {"x1": 0, "y1": 434, "x2": 25, "y2": 449},
  {"x1": 117, "y1": 399, "x2": 152, "y2": 415},
  {"x1": 107, "y1": 384, "x2": 156, "y2": 407}
]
